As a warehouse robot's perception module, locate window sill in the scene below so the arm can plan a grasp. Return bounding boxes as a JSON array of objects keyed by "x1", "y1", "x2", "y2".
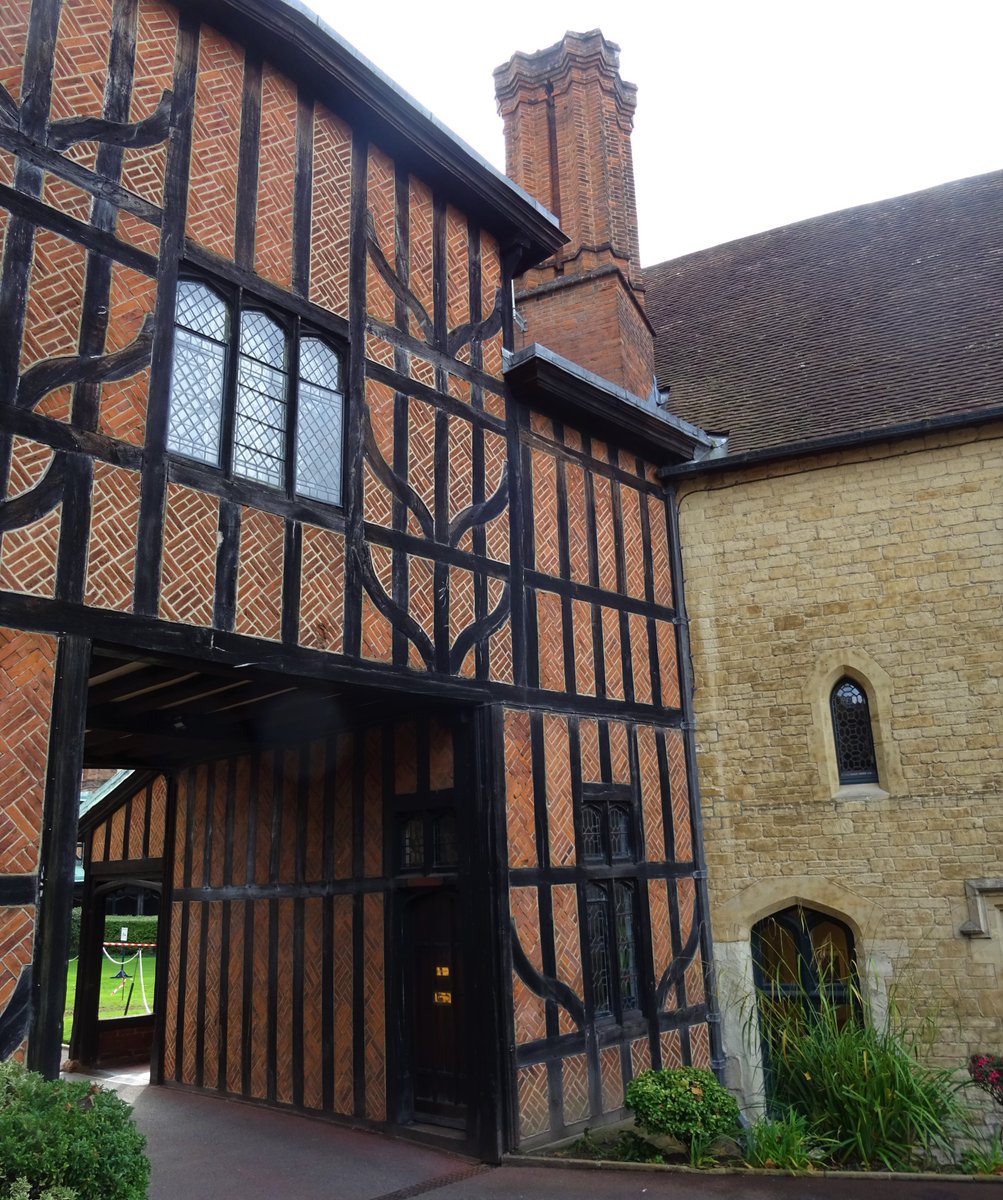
[{"x1": 832, "y1": 783, "x2": 889, "y2": 802}]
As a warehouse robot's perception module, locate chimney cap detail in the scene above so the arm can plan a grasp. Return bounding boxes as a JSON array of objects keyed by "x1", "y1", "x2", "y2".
[{"x1": 493, "y1": 29, "x2": 637, "y2": 114}]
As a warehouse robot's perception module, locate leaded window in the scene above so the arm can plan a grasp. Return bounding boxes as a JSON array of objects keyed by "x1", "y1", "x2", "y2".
[
  {"x1": 830, "y1": 677, "x2": 878, "y2": 784},
  {"x1": 396, "y1": 808, "x2": 459, "y2": 874},
  {"x1": 580, "y1": 786, "x2": 643, "y2": 1024},
  {"x1": 167, "y1": 278, "x2": 344, "y2": 506}
]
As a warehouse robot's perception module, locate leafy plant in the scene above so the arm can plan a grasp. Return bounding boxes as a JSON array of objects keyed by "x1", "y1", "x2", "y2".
[
  {"x1": 0, "y1": 1061, "x2": 149, "y2": 1200},
  {"x1": 960, "y1": 1129, "x2": 1003, "y2": 1176},
  {"x1": 968, "y1": 1054, "x2": 1003, "y2": 1109},
  {"x1": 3, "y1": 1181, "x2": 78, "y2": 1200},
  {"x1": 563, "y1": 1128, "x2": 667, "y2": 1164},
  {"x1": 762, "y1": 984, "x2": 969, "y2": 1171},
  {"x1": 626, "y1": 1067, "x2": 741, "y2": 1151},
  {"x1": 743, "y1": 1109, "x2": 826, "y2": 1171}
]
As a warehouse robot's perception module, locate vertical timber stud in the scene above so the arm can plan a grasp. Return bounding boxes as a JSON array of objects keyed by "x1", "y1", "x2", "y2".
[
  {"x1": 28, "y1": 636, "x2": 91, "y2": 1078},
  {"x1": 664, "y1": 485, "x2": 725, "y2": 1075}
]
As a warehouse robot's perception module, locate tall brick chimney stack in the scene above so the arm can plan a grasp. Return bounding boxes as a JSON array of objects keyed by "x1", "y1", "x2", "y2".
[{"x1": 494, "y1": 30, "x2": 656, "y2": 400}]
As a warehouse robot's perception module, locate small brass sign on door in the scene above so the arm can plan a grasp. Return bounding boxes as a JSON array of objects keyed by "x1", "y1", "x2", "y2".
[
  {"x1": 433, "y1": 991, "x2": 452, "y2": 1005},
  {"x1": 435, "y1": 965, "x2": 450, "y2": 977}
]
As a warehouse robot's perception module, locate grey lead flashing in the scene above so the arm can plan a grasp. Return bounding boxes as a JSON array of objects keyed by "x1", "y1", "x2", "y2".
[{"x1": 505, "y1": 343, "x2": 714, "y2": 459}]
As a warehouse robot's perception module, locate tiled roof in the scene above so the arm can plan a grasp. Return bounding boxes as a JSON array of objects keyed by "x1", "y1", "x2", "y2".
[{"x1": 645, "y1": 170, "x2": 1003, "y2": 456}]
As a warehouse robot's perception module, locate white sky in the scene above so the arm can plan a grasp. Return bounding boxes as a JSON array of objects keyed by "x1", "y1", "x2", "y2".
[{"x1": 307, "y1": 0, "x2": 1003, "y2": 265}]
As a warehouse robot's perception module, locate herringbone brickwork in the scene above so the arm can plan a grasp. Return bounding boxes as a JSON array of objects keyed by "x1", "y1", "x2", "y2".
[
  {"x1": 186, "y1": 26, "x2": 242, "y2": 258},
  {"x1": 21, "y1": 228, "x2": 86, "y2": 372},
  {"x1": 531, "y1": 451, "x2": 559, "y2": 576},
  {"x1": 275, "y1": 897, "x2": 294, "y2": 1103},
  {"x1": 407, "y1": 555, "x2": 435, "y2": 669},
  {"x1": 600, "y1": 606, "x2": 623, "y2": 700},
  {"x1": 408, "y1": 176, "x2": 435, "y2": 334},
  {"x1": 0, "y1": 506, "x2": 60, "y2": 599},
  {"x1": 599, "y1": 1044, "x2": 623, "y2": 1113},
  {"x1": 366, "y1": 145, "x2": 396, "y2": 326},
  {"x1": 517, "y1": 1062, "x2": 549, "y2": 1138},
  {"x1": 608, "y1": 721, "x2": 630, "y2": 783},
  {"x1": 449, "y1": 566, "x2": 476, "y2": 677},
  {"x1": 363, "y1": 892, "x2": 386, "y2": 1121},
  {"x1": 0, "y1": 0, "x2": 30, "y2": 104},
  {"x1": 333, "y1": 892, "x2": 354, "y2": 1114},
  {"x1": 647, "y1": 493, "x2": 674, "y2": 606},
  {"x1": 49, "y1": 0, "x2": 112, "y2": 170},
  {"x1": 572, "y1": 599, "x2": 595, "y2": 695},
  {"x1": 483, "y1": 429, "x2": 509, "y2": 562},
  {"x1": 429, "y1": 719, "x2": 453, "y2": 790},
  {"x1": 636, "y1": 724, "x2": 665, "y2": 861},
  {"x1": 159, "y1": 484, "x2": 218, "y2": 627},
  {"x1": 310, "y1": 105, "x2": 351, "y2": 318},
  {"x1": 234, "y1": 507, "x2": 284, "y2": 642},
  {"x1": 648, "y1": 878, "x2": 672, "y2": 1008},
  {"x1": 630, "y1": 1035, "x2": 651, "y2": 1079},
  {"x1": 656, "y1": 621, "x2": 680, "y2": 709},
  {"x1": 666, "y1": 730, "x2": 692, "y2": 859},
  {"x1": 630, "y1": 614, "x2": 652, "y2": 705},
  {"x1": 551, "y1": 883, "x2": 582, "y2": 1035},
  {"x1": 621, "y1": 485, "x2": 646, "y2": 598},
  {"x1": 661, "y1": 1029, "x2": 683, "y2": 1069},
  {"x1": 299, "y1": 524, "x2": 345, "y2": 653},
  {"x1": 254, "y1": 65, "x2": 296, "y2": 288},
  {"x1": 445, "y1": 205, "x2": 469, "y2": 334},
  {"x1": 6, "y1": 438, "x2": 52, "y2": 499},
  {"x1": 690, "y1": 1022, "x2": 711, "y2": 1069},
  {"x1": 85, "y1": 462, "x2": 140, "y2": 612},
  {"x1": 42, "y1": 173, "x2": 91, "y2": 224},
  {"x1": 544, "y1": 715, "x2": 574, "y2": 867},
  {"x1": 536, "y1": 590, "x2": 564, "y2": 692},
  {"x1": 561, "y1": 1052, "x2": 590, "y2": 1125},
  {"x1": 579, "y1": 718, "x2": 600, "y2": 783},
  {"x1": 302, "y1": 895, "x2": 324, "y2": 1109},
  {"x1": 592, "y1": 475, "x2": 618, "y2": 594},
  {"x1": 0, "y1": 628, "x2": 54, "y2": 876},
  {"x1": 510, "y1": 885, "x2": 545, "y2": 1044},
  {"x1": 119, "y1": 0, "x2": 177, "y2": 207}
]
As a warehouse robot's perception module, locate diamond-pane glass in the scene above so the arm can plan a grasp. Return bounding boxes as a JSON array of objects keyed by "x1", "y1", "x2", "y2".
[
  {"x1": 299, "y1": 337, "x2": 340, "y2": 390},
  {"x1": 432, "y1": 812, "x2": 458, "y2": 868},
  {"x1": 240, "y1": 310, "x2": 286, "y2": 368},
  {"x1": 235, "y1": 353, "x2": 287, "y2": 487},
  {"x1": 610, "y1": 804, "x2": 631, "y2": 860},
  {"x1": 401, "y1": 816, "x2": 424, "y2": 870},
  {"x1": 582, "y1": 804, "x2": 603, "y2": 861},
  {"x1": 830, "y1": 678, "x2": 878, "y2": 783},
  {"x1": 587, "y1": 883, "x2": 611, "y2": 1016},
  {"x1": 296, "y1": 379, "x2": 343, "y2": 505},
  {"x1": 167, "y1": 327, "x2": 225, "y2": 464},
  {"x1": 176, "y1": 281, "x2": 227, "y2": 340},
  {"x1": 615, "y1": 882, "x2": 639, "y2": 1010}
]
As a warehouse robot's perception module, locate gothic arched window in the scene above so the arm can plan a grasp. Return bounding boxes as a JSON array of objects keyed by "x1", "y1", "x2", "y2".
[{"x1": 830, "y1": 677, "x2": 878, "y2": 784}]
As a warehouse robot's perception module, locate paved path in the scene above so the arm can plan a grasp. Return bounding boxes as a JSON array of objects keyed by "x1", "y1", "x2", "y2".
[{"x1": 71, "y1": 1067, "x2": 992, "y2": 1200}]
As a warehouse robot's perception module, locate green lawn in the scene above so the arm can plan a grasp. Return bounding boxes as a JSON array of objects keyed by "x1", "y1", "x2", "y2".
[{"x1": 63, "y1": 951, "x2": 157, "y2": 1043}]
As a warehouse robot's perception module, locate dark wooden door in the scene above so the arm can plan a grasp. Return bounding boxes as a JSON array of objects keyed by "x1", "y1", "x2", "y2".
[{"x1": 404, "y1": 888, "x2": 465, "y2": 1124}]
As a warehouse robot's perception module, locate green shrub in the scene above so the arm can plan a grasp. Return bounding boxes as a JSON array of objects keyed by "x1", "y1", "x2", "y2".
[
  {"x1": 3, "y1": 1180, "x2": 78, "y2": 1200},
  {"x1": 67, "y1": 910, "x2": 82, "y2": 958},
  {"x1": 960, "y1": 1128, "x2": 1003, "y2": 1177},
  {"x1": 102, "y1": 916, "x2": 158, "y2": 947},
  {"x1": 743, "y1": 1109, "x2": 826, "y2": 1171},
  {"x1": 626, "y1": 1067, "x2": 741, "y2": 1149},
  {"x1": 0, "y1": 1062, "x2": 149, "y2": 1200},
  {"x1": 763, "y1": 993, "x2": 969, "y2": 1171}
]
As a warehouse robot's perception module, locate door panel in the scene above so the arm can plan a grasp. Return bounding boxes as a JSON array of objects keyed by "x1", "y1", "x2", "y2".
[{"x1": 404, "y1": 887, "x2": 465, "y2": 1123}]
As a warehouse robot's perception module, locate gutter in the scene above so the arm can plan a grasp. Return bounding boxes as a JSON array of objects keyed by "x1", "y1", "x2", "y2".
[{"x1": 656, "y1": 404, "x2": 1003, "y2": 480}]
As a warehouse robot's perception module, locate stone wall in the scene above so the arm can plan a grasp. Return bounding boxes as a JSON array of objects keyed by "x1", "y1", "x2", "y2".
[{"x1": 675, "y1": 422, "x2": 1003, "y2": 1111}]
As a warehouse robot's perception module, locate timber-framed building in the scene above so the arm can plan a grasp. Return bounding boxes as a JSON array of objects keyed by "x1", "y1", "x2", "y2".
[{"x1": 0, "y1": 2, "x2": 717, "y2": 1158}]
